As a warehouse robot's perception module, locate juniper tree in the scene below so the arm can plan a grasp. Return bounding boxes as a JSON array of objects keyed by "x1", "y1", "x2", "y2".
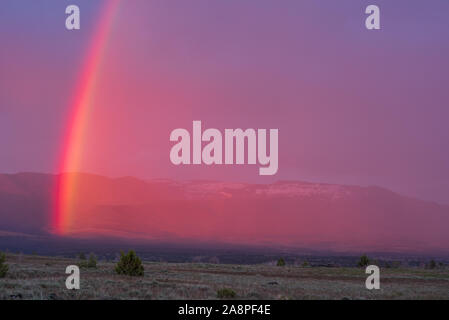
[{"x1": 115, "y1": 250, "x2": 144, "y2": 276}]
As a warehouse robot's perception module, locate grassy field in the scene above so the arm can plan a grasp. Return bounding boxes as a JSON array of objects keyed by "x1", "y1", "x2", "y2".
[{"x1": 0, "y1": 253, "x2": 448, "y2": 300}]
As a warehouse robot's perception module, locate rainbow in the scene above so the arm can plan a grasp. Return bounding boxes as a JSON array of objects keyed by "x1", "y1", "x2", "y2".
[{"x1": 53, "y1": 0, "x2": 121, "y2": 235}]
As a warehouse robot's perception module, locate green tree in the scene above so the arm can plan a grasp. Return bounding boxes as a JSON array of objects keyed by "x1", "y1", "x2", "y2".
[
  {"x1": 115, "y1": 250, "x2": 144, "y2": 276},
  {"x1": 0, "y1": 252, "x2": 8, "y2": 278},
  {"x1": 87, "y1": 253, "x2": 97, "y2": 268},
  {"x1": 79, "y1": 252, "x2": 86, "y2": 260},
  {"x1": 276, "y1": 258, "x2": 286, "y2": 267},
  {"x1": 357, "y1": 254, "x2": 370, "y2": 268}
]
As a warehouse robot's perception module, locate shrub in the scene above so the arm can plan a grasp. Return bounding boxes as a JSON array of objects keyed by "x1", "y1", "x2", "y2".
[
  {"x1": 357, "y1": 254, "x2": 370, "y2": 268},
  {"x1": 78, "y1": 253, "x2": 97, "y2": 268},
  {"x1": 115, "y1": 250, "x2": 144, "y2": 276},
  {"x1": 428, "y1": 260, "x2": 437, "y2": 269},
  {"x1": 0, "y1": 252, "x2": 8, "y2": 278},
  {"x1": 277, "y1": 258, "x2": 286, "y2": 267},
  {"x1": 217, "y1": 288, "x2": 236, "y2": 299},
  {"x1": 87, "y1": 253, "x2": 97, "y2": 268}
]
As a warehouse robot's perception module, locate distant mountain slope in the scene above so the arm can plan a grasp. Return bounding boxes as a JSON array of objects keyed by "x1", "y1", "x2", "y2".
[
  {"x1": 0, "y1": 173, "x2": 53, "y2": 235},
  {"x1": 0, "y1": 172, "x2": 448, "y2": 253}
]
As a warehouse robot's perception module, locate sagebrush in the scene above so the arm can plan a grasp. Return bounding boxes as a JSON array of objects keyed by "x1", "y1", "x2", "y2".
[{"x1": 217, "y1": 288, "x2": 236, "y2": 299}]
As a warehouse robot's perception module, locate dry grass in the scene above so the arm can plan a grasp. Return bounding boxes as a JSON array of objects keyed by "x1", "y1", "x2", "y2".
[{"x1": 0, "y1": 253, "x2": 448, "y2": 300}]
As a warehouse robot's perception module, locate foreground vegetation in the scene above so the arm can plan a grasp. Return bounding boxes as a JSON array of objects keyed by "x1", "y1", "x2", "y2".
[{"x1": 0, "y1": 253, "x2": 448, "y2": 300}]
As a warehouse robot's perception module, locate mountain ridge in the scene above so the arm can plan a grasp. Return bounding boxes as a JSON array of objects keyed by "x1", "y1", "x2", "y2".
[{"x1": 0, "y1": 172, "x2": 448, "y2": 254}]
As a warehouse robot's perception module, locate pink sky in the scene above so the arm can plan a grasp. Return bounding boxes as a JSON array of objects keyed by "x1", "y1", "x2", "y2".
[{"x1": 1, "y1": 0, "x2": 449, "y2": 204}]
